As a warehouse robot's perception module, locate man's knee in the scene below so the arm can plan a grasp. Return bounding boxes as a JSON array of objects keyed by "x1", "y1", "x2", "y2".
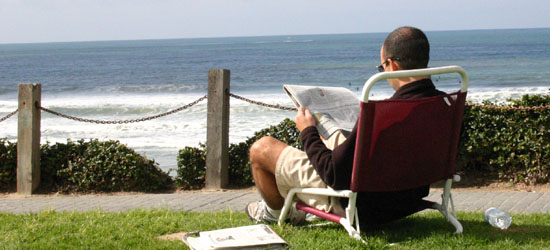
[
  {"x1": 249, "y1": 136, "x2": 287, "y2": 173},
  {"x1": 249, "y1": 136, "x2": 277, "y2": 164}
]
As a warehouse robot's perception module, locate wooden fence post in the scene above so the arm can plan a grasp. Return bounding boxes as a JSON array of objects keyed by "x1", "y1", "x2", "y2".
[
  {"x1": 206, "y1": 69, "x2": 230, "y2": 190},
  {"x1": 17, "y1": 83, "x2": 41, "y2": 195}
]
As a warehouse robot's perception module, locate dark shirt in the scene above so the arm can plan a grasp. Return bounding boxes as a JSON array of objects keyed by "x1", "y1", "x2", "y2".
[{"x1": 299, "y1": 78, "x2": 446, "y2": 225}]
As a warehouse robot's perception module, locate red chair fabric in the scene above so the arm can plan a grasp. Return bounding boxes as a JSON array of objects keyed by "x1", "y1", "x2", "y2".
[{"x1": 351, "y1": 91, "x2": 467, "y2": 192}]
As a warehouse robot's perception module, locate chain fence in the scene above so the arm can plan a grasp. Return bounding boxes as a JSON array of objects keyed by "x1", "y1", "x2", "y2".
[
  {"x1": 2, "y1": 93, "x2": 549, "y2": 125},
  {"x1": 229, "y1": 93, "x2": 297, "y2": 111},
  {"x1": 0, "y1": 109, "x2": 18, "y2": 123},
  {"x1": 38, "y1": 95, "x2": 207, "y2": 124},
  {"x1": 229, "y1": 93, "x2": 550, "y2": 112}
]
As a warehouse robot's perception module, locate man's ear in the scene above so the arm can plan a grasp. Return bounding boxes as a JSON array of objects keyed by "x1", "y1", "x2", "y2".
[{"x1": 388, "y1": 59, "x2": 400, "y2": 71}]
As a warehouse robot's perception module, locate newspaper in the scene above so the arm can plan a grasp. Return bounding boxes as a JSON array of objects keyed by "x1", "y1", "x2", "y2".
[
  {"x1": 283, "y1": 84, "x2": 359, "y2": 139},
  {"x1": 181, "y1": 224, "x2": 288, "y2": 250}
]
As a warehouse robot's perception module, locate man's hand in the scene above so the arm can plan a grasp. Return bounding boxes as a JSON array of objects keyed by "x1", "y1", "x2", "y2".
[{"x1": 295, "y1": 107, "x2": 317, "y2": 132}]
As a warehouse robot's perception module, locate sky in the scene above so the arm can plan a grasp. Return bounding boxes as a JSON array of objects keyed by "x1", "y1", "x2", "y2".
[{"x1": 1, "y1": 0, "x2": 549, "y2": 44}]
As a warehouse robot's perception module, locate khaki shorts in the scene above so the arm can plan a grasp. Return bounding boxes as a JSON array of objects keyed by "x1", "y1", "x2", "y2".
[{"x1": 274, "y1": 130, "x2": 347, "y2": 215}]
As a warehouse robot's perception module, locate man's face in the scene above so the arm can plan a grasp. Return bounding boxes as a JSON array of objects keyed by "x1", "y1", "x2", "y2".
[
  {"x1": 379, "y1": 47, "x2": 387, "y2": 72},
  {"x1": 380, "y1": 46, "x2": 399, "y2": 89}
]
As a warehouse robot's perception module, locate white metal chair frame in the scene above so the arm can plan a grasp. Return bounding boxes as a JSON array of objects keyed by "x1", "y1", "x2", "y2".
[{"x1": 278, "y1": 66, "x2": 469, "y2": 241}]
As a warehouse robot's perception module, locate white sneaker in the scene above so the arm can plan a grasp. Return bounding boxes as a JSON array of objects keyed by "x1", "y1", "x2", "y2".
[
  {"x1": 245, "y1": 200, "x2": 306, "y2": 225},
  {"x1": 306, "y1": 213, "x2": 322, "y2": 222},
  {"x1": 245, "y1": 200, "x2": 278, "y2": 224}
]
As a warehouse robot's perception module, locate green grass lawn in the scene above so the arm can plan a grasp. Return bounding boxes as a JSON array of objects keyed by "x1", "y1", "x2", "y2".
[{"x1": 1, "y1": 209, "x2": 549, "y2": 249}]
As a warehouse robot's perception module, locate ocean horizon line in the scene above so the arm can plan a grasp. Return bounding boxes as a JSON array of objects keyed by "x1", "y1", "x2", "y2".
[{"x1": 1, "y1": 26, "x2": 549, "y2": 46}]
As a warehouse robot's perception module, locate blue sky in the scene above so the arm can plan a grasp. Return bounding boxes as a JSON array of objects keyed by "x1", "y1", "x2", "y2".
[{"x1": 1, "y1": 0, "x2": 548, "y2": 44}]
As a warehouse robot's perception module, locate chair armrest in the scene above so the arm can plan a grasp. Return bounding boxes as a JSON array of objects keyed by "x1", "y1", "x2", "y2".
[
  {"x1": 287, "y1": 187, "x2": 354, "y2": 199},
  {"x1": 361, "y1": 65, "x2": 468, "y2": 102},
  {"x1": 453, "y1": 174, "x2": 461, "y2": 182}
]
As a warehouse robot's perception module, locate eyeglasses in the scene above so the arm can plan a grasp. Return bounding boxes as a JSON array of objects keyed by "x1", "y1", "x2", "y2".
[{"x1": 376, "y1": 57, "x2": 401, "y2": 72}]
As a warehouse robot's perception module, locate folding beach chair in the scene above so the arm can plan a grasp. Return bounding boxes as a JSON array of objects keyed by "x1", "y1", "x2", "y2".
[{"x1": 278, "y1": 66, "x2": 468, "y2": 241}]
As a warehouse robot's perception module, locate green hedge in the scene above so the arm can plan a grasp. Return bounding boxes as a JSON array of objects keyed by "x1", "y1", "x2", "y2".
[
  {"x1": 0, "y1": 138, "x2": 17, "y2": 190},
  {"x1": 458, "y1": 94, "x2": 550, "y2": 184},
  {"x1": 178, "y1": 94, "x2": 550, "y2": 187},
  {"x1": 0, "y1": 139, "x2": 173, "y2": 192},
  {"x1": 176, "y1": 118, "x2": 301, "y2": 189},
  {"x1": 176, "y1": 144, "x2": 206, "y2": 190}
]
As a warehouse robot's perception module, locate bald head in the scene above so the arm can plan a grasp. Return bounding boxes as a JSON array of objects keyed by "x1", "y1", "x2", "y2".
[{"x1": 382, "y1": 26, "x2": 430, "y2": 70}]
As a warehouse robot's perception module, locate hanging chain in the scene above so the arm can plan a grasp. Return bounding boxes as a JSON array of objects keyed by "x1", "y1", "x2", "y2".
[
  {"x1": 38, "y1": 95, "x2": 207, "y2": 124},
  {"x1": 230, "y1": 92, "x2": 549, "y2": 112},
  {"x1": 0, "y1": 109, "x2": 18, "y2": 123},
  {"x1": 7, "y1": 92, "x2": 548, "y2": 126},
  {"x1": 466, "y1": 102, "x2": 550, "y2": 111},
  {"x1": 229, "y1": 93, "x2": 297, "y2": 111}
]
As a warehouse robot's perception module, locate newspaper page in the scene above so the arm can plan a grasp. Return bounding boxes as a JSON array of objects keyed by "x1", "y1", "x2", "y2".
[
  {"x1": 182, "y1": 224, "x2": 288, "y2": 250},
  {"x1": 283, "y1": 84, "x2": 359, "y2": 139}
]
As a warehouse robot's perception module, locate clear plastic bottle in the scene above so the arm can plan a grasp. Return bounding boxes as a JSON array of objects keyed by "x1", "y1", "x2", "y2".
[{"x1": 484, "y1": 207, "x2": 512, "y2": 230}]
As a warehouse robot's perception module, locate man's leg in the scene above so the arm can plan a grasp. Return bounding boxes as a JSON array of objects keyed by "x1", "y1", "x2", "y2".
[
  {"x1": 249, "y1": 136, "x2": 288, "y2": 210},
  {"x1": 247, "y1": 133, "x2": 345, "y2": 224}
]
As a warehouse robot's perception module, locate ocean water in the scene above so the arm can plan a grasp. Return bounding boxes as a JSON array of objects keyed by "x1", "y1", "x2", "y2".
[{"x1": 1, "y1": 28, "x2": 549, "y2": 172}]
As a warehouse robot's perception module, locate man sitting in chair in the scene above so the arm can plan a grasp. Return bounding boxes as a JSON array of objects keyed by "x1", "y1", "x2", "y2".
[{"x1": 246, "y1": 26, "x2": 446, "y2": 225}]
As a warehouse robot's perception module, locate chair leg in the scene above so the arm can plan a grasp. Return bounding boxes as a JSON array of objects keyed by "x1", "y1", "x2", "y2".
[
  {"x1": 342, "y1": 193, "x2": 366, "y2": 243},
  {"x1": 340, "y1": 217, "x2": 364, "y2": 243},
  {"x1": 435, "y1": 176, "x2": 463, "y2": 234},
  {"x1": 278, "y1": 190, "x2": 366, "y2": 243},
  {"x1": 278, "y1": 189, "x2": 298, "y2": 226}
]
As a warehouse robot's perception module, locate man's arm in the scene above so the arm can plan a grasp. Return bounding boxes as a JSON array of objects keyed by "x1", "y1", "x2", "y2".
[
  {"x1": 295, "y1": 107, "x2": 351, "y2": 189},
  {"x1": 294, "y1": 107, "x2": 317, "y2": 133}
]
